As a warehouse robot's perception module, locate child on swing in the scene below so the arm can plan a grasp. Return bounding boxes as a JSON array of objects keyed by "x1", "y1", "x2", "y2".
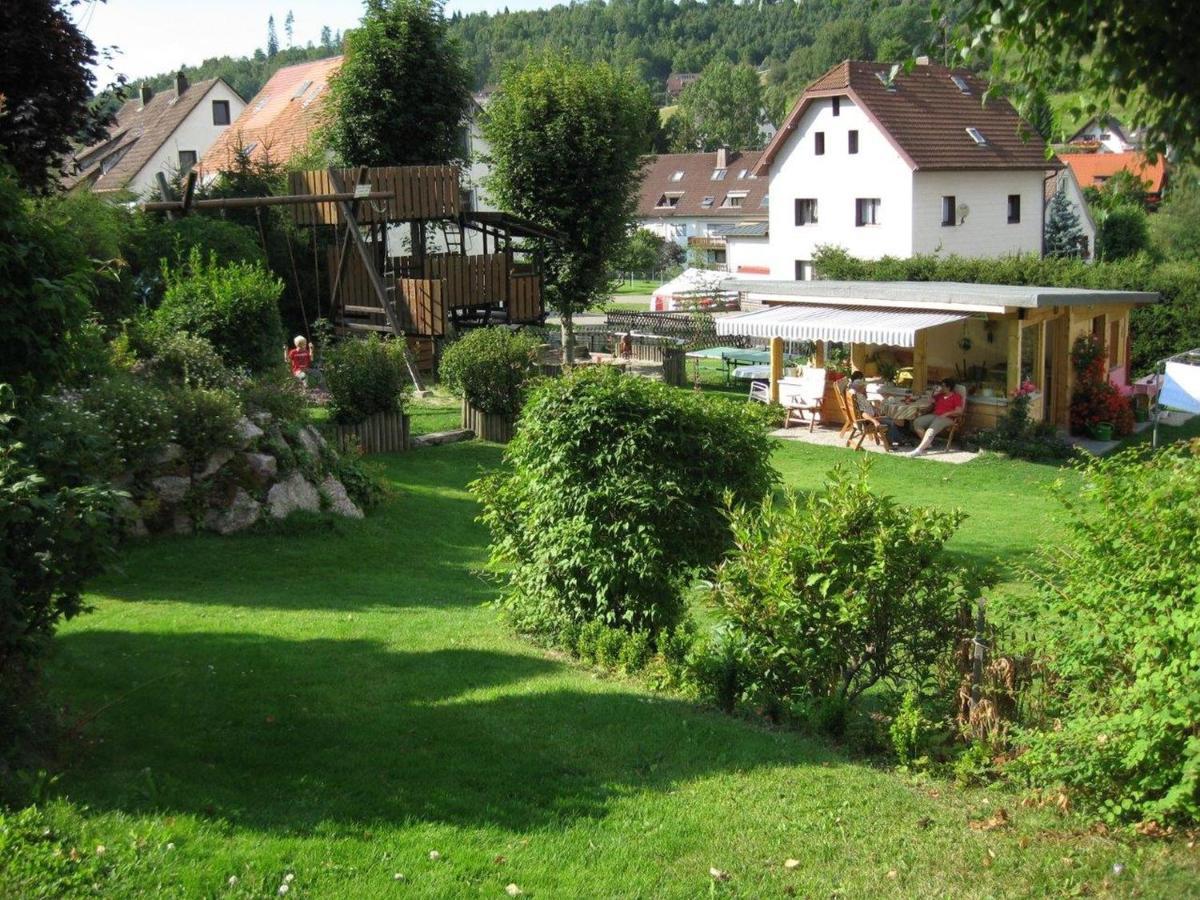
[{"x1": 286, "y1": 335, "x2": 313, "y2": 381}]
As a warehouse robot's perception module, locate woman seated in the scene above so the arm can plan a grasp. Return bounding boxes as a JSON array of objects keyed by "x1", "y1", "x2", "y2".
[{"x1": 905, "y1": 378, "x2": 964, "y2": 457}]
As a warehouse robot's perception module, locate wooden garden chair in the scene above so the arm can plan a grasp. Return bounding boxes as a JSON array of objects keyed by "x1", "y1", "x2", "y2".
[
  {"x1": 940, "y1": 384, "x2": 969, "y2": 451},
  {"x1": 840, "y1": 384, "x2": 892, "y2": 451}
]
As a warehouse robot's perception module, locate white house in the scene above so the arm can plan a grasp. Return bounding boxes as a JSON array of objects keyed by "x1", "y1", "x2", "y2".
[
  {"x1": 635, "y1": 148, "x2": 769, "y2": 267},
  {"x1": 751, "y1": 59, "x2": 1059, "y2": 280},
  {"x1": 1067, "y1": 116, "x2": 1142, "y2": 154},
  {"x1": 66, "y1": 72, "x2": 245, "y2": 196}
]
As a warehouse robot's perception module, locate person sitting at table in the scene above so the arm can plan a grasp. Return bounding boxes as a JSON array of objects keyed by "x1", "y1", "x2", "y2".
[
  {"x1": 846, "y1": 372, "x2": 904, "y2": 449},
  {"x1": 905, "y1": 378, "x2": 964, "y2": 457}
]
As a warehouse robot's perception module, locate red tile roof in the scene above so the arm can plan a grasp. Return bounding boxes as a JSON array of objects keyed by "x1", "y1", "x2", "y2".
[
  {"x1": 637, "y1": 149, "x2": 768, "y2": 219},
  {"x1": 1061, "y1": 151, "x2": 1167, "y2": 196},
  {"x1": 758, "y1": 60, "x2": 1057, "y2": 174},
  {"x1": 65, "y1": 78, "x2": 231, "y2": 193},
  {"x1": 200, "y1": 56, "x2": 342, "y2": 173}
]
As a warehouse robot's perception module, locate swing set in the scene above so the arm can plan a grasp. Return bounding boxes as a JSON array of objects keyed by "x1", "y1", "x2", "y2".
[{"x1": 146, "y1": 164, "x2": 554, "y2": 390}]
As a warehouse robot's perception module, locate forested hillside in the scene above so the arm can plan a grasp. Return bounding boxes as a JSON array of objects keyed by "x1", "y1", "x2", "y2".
[{"x1": 120, "y1": 0, "x2": 938, "y2": 113}]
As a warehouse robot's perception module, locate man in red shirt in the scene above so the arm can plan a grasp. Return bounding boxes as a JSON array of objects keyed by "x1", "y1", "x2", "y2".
[
  {"x1": 905, "y1": 378, "x2": 964, "y2": 457},
  {"x1": 286, "y1": 335, "x2": 313, "y2": 380}
]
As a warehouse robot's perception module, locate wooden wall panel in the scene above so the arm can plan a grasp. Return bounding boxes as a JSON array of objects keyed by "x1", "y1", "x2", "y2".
[{"x1": 289, "y1": 166, "x2": 461, "y2": 225}]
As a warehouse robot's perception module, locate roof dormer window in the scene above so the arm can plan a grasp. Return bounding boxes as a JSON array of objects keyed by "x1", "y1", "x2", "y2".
[
  {"x1": 722, "y1": 191, "x2": 749, "y2": 208},
  {"x1": 700, "y1": 196, "x2": 715, "y2": 208},
  {"x1": 966, "y1": 127, "x2": 988, "y2": 145},
  {"x1": 875, "y1": 71, "x2": 897, "y2": 92},
  {"x1": 951, "y1": 75, "x2": 971, "y2": 95},
  {"x1": 737, "y1": 169, "x2": 748, "y2": 179},
  {"x1": 656, "y1": 192, "x2": 683, "y2": 209},
  {"x1": 711, "y1": 168, "x2": 727, "y2": 181}
]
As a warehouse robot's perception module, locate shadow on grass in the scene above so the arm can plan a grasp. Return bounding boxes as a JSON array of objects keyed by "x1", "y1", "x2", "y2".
[
  {"x1": 91, "y1": 443, "x2": 506, "y2": 613},
  {"x1": 51, "y1": 630, "x2": 821, "y2": 833}
]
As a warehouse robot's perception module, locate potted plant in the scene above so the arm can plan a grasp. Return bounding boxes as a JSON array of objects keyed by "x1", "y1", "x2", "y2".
[{"x1": 440, "y1": 327, "x2": 542, "y2": 442}]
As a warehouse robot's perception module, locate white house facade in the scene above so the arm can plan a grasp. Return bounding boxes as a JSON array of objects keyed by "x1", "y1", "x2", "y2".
[{"x1": 754, "y1": 59, "x2": 1058, "y2": 280}]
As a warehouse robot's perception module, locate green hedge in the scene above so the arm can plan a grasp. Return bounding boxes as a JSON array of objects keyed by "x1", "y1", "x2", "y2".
[{"x1": 813, "y1": 247, "x2": 1200, "y2": 376}]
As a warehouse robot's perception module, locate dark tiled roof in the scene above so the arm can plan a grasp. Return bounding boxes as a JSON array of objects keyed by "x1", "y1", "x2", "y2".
[
  {"x1": 759, "y1": 60, "x2": 1057, "y2": 174},
  {"x1": 67, "y1": 78, "x2": 229, "y2": 193},
  {"x1": 637, "y1": 149, "x2": 768, "y2": 218},
  {"x1": 201, "y1": 56, "x2": 342, "y2": 173},
  {"x1": 715, "y1": 221, "x2": 768, "y2": 238}
]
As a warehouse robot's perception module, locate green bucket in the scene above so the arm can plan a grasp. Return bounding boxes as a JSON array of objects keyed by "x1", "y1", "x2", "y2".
[{"x1": 1092, "y1": 422, "x2": 1114, "y2": 442}]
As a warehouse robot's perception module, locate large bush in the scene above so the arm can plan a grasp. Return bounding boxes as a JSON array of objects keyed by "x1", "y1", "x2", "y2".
[
  {"x1": 0, "y1": 166, "x2": 92, "y2": 401},
  {"x1": 1004, "y1": 442, "x2": 1200, "y2": 825},
  {"x1": 974, "y1": 388, "x2": 1075, "y2": 461},
  {"x1": 439, "y1": 327, "x2": 541, "y2": 416},
  {"x1": 708, "y1": 463, "x2": 978, "y2": 711},
  {"x1": 473, "y1": 367, "x2": 776, "y2": 639},
  {"x1": 321, "y1": 334, "x2": 410, "y2": 425},
  {"x1": 1096, "y1": 205, "x2": 1152, "y2": 261},
  {"x1": 1068, "y1": 334, "x2": 1135, "y2": 437},
  {"x1": 152, "y1": 248, "x2": 284, "y2": 373},
  {"x1": 80, "y1": 374, "x2": 174, "y2": 475},
  {"x1": 1, "y1": 387, "x2": 119, "y2": 767}
]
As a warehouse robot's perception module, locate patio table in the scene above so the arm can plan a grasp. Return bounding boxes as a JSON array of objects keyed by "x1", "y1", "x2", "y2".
[
  {"x1": 686, "y1": 346, "x2": 795, "y2": 384},
  {"x1": 879, "y1": 395, "x2": 933, "y2": 422},
  {"x1": 732, "y1": 364, "x2": 771, "y2": 380}
]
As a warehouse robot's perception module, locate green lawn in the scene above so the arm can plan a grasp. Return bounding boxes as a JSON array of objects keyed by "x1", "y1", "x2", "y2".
[
  {"x1": 610, "y1": 278, "x2": 660, "y2": 296},
  {"x1": 27, "y1": 441, "x2": 1199, "y2": 897}
]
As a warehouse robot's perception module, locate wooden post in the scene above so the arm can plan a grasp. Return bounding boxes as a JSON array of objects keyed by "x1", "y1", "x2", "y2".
[
  {"x1": 813, "y1": 340, "x2": 825, "y2": 368},
  {"x1": 969, "y1": 597, "x2": 987, "y2": 721},
  {"x1": 912, "y1": 330, "x2": 928, "y2": 393},
  {"x1": 1006, "y1": 316, "x2": 1022, "y2": 395},
  {"x1": 850, "y1": 341, "x2": 868, "y2": 373},
  {"x1": 769, "y1": 336, "x2": 784, "y2": 405}
]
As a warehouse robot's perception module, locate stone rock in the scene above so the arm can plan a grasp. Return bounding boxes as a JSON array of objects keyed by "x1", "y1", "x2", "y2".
[
  {"x1": 155, "y1": 443, "x2": 184, "y2": 465},
  {"x1": 116, "y1": 496, "x2": 148, "y2": 538},
  {"x1": 215, "y1": 489, "x2": 262, "y2": 534},
  {"x1": 251, "y1": 411, "x2": 273, "y2": 427},
  {"x1": 242, "y1": 451, "x2": 278, "y2": 484},
  {"x1": 267, "y1": 472, "x2": 321, "y2": 519},
  {"x1": 410, "y1": 429, "x2": 474, "y2": 448},
  {"x1": 321, "y1": 475, "x2": 364, "y2": 519},
  {"x1": 235, "y1": 416, "x2": 265, "y2": 447},
  {"x1": 151, "y1": 474, "x2": 190, "y2": 504},
  {"x1": 172, "y1": 511, "x2": 194, "y2": 535},
  {"x1": 296, "y1": 425, "x2": 326, "y2": 458},
  {"x1": 199, "y1": 447, "x2": 234, "y2": 479}
]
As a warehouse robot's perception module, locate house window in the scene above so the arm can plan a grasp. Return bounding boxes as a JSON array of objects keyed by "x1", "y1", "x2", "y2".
[
  {"x1": 759, "y1": 194, "x2": 769, "y2": 208},
  {"x1": 814, "y1": 131, "x2": 825, "y2": 155},
  {"x1": 1109, "y1": 320, "x2": 1121, "y2": 367},
  {"x1": 855, "y1": 198, "x2": 880, "y2": 226},
  {"x1": 737, "y1": 169, "x2": 748, "y2": 179},
  {"x1": 942, "y1": 195, "x2": 956, "y2": 227},
  {"x1": 670, "y1": 170, "x2": 685, "y2": 182},
  {"x1": 848, "y1": 130, "x2": 859, "y2": 154},
  {"x1": 795, "y1": 260, "x2": 814, "y2": 281},
  {"x1": 711, "y1": 168, "x2": 727, "y2": 181},
  {"x1": 794, "y1": 198, "x2": 818, "y2": 225},
  {"x1": 1007, "y1": 193, "x2": 1021, "y2": 223},
  {"x1": 832, "y1": 97, "x2": 841, "y2": 117},
  {"x1": 966, "y1": 127, "x2": 987, "y2": 145},
  {"x1": 212, "y1": 100, "x2": 231, "y2": 125},
  {"x1": 655, "y1": 192, "x2": 682, "y2": 209},
  {"x1": 178, "y1": 150, "x2": 198, "y2": 173},
  {"x1": 700, "y1": 196, "x2": 715, "y2": 208},
  {"x1": 722, "y1": 191, "x2": 748, "y2": 209}
]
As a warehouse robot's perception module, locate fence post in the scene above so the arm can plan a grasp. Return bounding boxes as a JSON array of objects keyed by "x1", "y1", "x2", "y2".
[{"x1": 969, "y1": 597, "x2": 987, "y2": 716}]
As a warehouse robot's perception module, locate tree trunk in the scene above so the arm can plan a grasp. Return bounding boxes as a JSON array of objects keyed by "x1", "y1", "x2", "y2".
[{"x1": 561, "y1": 308, "x2": 576, "y2": 366}]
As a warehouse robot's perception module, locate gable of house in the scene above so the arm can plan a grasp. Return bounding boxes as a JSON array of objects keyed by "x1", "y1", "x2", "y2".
[
  {"x1": 758, "y1": 59, "x2": 1055, "y2": 175},
  {"x1": 200, "y1": 56, "x2": 343, "y2": 173},
  {"x1": 1061, "y1": 151, "x2": 1167, "y2": 200}
]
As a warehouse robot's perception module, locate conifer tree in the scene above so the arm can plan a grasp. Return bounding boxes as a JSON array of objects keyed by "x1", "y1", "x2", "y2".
[{"x1": 1044, "y1": 185, "x2": 1085, "y2": 258}]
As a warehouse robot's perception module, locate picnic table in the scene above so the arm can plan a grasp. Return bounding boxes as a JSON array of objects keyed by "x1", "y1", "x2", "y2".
[
  {"x1": 686, "y1": 346, "x2": 795, "y2": 384},
  {"x1": 878, "y1": 394, "x2": 933, "y2": 423}
]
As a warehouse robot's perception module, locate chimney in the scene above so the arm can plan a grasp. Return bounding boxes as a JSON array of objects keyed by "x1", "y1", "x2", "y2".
[
  {"x1": 174, "y1": 70, "x2": 188, "y2": 96},
  {"x1": 915, "y1": 55, "x2": 931, "y2": 66},
  {"x1": 716, "y1": 146, "x2": 728, "y2": 169},
  {"x1": 139, "y1": 83, "x2": 152, "y2": 107}
]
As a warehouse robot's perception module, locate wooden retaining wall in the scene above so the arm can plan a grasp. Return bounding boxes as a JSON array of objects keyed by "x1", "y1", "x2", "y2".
[
  {"x1": 289, "y1": 166, "x2": 461, "y2": 225},
  {"x1": 333, "y1": 410, "x2": 410, "y2": 454},
  {"x1": 462, "y1": 400, "x2": 517, "y2": 443}
]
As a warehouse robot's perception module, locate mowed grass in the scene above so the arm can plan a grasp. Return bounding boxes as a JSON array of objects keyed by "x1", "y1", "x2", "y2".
[{"x1": 32, "y1": 442, "x2": 1200, "y2": 897}]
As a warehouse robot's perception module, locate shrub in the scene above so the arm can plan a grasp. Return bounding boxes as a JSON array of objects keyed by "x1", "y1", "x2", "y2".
[
  {"x1": 974, "y1": 389, "x2": 1075, "y2": 461},
  {"x1": 19, "y1": 394, "x2": 119, "y2": 486},
  {"x1": 321, "y1": 334, "x2": 410, "y2": 425},
  {"x1": 473, "y1": 367, "x2": 776, "y2": 639},
  {"x1": 330, "y1": 452, "x2": 386, "y2": 511},
  {"x1": 1069, "y1": 334, "x2": 1134, "y2": 436},
  {"x1": 708, "y1": 463, "x2": 979, "y2": 711},
  {"x1": 142, "y1": 331, "x2": 235, "y2": 389},
  {"x1": 152, "y1": 247, "x2": 284, "y2": 373},
  {"x1": 165, "y1": 387, "x2": 243, "y2": 470},
  {"x1": 439, "y1": 327, "x2": 542, "y2": 416},
  {"x1": 238, "y1": 370, "x2": 309, "y2": 424},
  {"x1": 1096, "y1": 205, "x2": 1151, "y2": 261},
  {"x1": 81, "y1": 375, "x2": 174, "y2": 474},
  {"x1": 1004, "y1": 443, "x2": 1200, "y2": 825},
  {"x1": 126, "y1": 212, "x2": 263, "y2": 305},
  {"x1": 1, "y1": 387, "x2": 119, "y2": 768}
]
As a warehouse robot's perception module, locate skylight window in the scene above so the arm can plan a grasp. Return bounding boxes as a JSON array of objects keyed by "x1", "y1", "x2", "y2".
[
  {"x1": 951, "y1": 75, "x2": 971, "y2": 95},
  {"x1": 670, "y1": 170, "x2": 685, "y2": 182},
  {"x1": 253, "y1": 94, "x2": 271, "y2": 113},
  {"x1": 966, "y1": 127, "x2": 988, "y2": 145},
  {"x1": 700, "y1": 196, "x2": 715, "y2": 208},
  {"x1": 737, "y1": 169, "x2": 748, "y2": 179},
  {"x1": 711, "y1": 168, "x2": 727, "y2": 181},
  {"x1": 293, "y1": 80, "x2": 313, "y2": 99},
  {"x1": 875, "y1": 71, "x2": 897, "y2": 92}
]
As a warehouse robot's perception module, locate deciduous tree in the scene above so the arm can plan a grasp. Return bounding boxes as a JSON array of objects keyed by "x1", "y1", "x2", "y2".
[
  {"x1": 326, "y1": 0, "x2": 471, "y2": 167},
  {"x1": 671, "y1": 61, "x2": 767, "y2": 152},
  {"x1": 483, "y1": 54, "x2": 655, "y2": 362}
]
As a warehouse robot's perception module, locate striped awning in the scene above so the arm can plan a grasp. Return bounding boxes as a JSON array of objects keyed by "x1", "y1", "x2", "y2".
[{"x1": 715, "y1": 304, "x2": 969, "y2": 347}]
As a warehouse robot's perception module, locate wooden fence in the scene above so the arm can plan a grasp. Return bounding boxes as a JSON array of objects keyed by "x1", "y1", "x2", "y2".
[
  {"x1": 333, "y1": 410, "x2": 410, "y2": 454},
  {"x1": 399, "y1": 278, "x2": 445, "y2": 337},
  {"x1": 606, "y1": 310, "x2": 720, "y2": 348},
  {"x1": 400, "y1": 254, "x2": 508, "y2": 309},
  {"x1": 288, "y1": 166, "x2": 461, "y2": 225},
  {"x1": 508, "y1": 273, "x2": 543, "y2": 323}
]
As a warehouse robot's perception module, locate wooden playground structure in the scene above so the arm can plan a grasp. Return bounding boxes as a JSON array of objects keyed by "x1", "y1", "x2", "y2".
[{"x1": 146, "y1": 164, "x2": 553, "y2": 386}]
